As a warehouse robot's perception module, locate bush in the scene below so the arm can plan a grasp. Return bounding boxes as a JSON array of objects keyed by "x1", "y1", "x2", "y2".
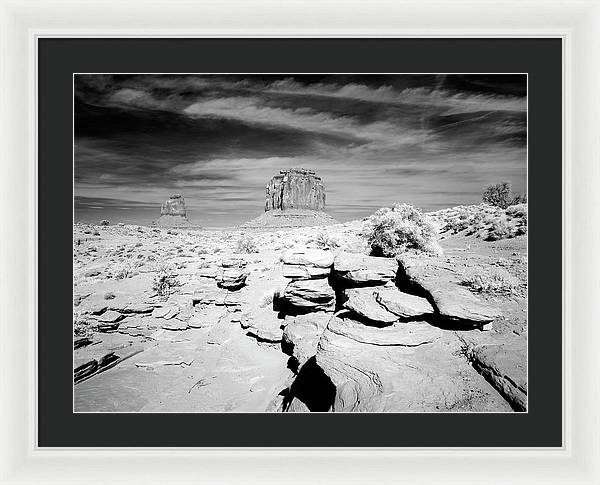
[
  {"x1": 486, "y1": 219, "x2": 513, "y2": 241},
  {"x1": 363, "y1": 203, "x2": 442, "y2": 257},
  {"x1": 482, "y1": 182, "x2": 512, "y2": 209},
  {"x1": 314, "y1": 232, "x2": 340, "y2": 250},
  {"x1": 152, "y1": 264, "x2": 179, "y2": 297},
  {"x1": 236, "y1": 236, "x2": 259, "y2": 254},
  {"x1": 461, "y1": 267, "x2": 519, "y2": 295}
]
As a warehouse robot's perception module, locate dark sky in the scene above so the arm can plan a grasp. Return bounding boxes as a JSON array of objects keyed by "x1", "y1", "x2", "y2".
[{"x1": 74, "y1": 74, "x2": 527, "y2": 226}]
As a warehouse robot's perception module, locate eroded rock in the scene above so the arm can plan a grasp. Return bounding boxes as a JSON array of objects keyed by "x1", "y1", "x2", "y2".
[
  {"x1": 333, "y1": 252, "x2": 397, "y2": 286},
  {"x1": 280, "y1": 278, "x2": 335, "y2": 312}
]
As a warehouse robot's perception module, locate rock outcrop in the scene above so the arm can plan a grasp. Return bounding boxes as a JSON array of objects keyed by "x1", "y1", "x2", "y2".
[
  {"x1": 155, "y1": 194, "x2": 192, "y2": 228},
  {"x1": 469, "y1": 339, "x2": 527, "y2": 411},
  {"x1": 265, "y1": 168, "x2": 326, "y2": 212}
]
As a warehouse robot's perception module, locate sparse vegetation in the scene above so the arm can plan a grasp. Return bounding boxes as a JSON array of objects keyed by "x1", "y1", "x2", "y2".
[
  {"x1": 460, "y1": 267, "x2": 520, "y2": 295},
  {"x1": 314, "y1": 231, "x2": 340, "y2": 250},
  {"x1": 152, "y1": 263, "x2": 180, "y2": 297},
  {"x1": 113, "y1": 262, "x2": 133, "y2": 280},
  {"x1": 236, "y1": 236, "x2": 259, "y2": 253},
  {"x1": 363, "y1": 203, "x2": 442, "y2": 257},
  {"x1": 486, "y1": 219, "x2": 513, "y2": 241}
]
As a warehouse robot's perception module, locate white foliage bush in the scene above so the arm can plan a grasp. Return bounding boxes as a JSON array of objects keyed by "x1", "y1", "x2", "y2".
[{"x1": 363, "y1": 203, "x2": 442, "y2": 257}]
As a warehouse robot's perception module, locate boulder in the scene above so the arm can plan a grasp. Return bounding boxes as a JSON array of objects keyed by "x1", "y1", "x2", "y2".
[
  {"x1": 216, "y1": 268, "x2": 248, "y2": 291},
  {"x1": 343, "y1": 288, "x2": 398, "y2": 325},
  {"x1": 332, "y1": 252, "x2": 397, "y2": 286},
  {"x1": 280, "y1": 278, "x2": 335, "y2": 311},
  {"x1": 374, "y1": 287, "x2": 434, "y2": 319},
  {"x1": 265, "y1": 168, "x2": 326, "y2": 212},
  {"x1": 282, "y1": 312, "x2": 330, "y2": 368}
]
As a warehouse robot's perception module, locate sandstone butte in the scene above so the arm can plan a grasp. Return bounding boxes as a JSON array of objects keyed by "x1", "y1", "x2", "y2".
[{"x1": 265, "y1": 168, "x2": 326, "y2": 212}]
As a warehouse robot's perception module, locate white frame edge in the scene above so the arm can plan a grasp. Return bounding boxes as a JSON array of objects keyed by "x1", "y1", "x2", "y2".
[{"x1": 0, "y1": 0, "x2": 598, "y2": 484}]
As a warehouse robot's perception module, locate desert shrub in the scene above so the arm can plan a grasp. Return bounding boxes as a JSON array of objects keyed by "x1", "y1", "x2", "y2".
[
  {"x1": 506, "y1": 203, "x2": 527, "y2": 224},
  {"x1": 363, "y1": 203, "x2": 442, "y2": 257},
  {"x1": 314, "y1": 232, "x2": 340, "y2": 250},
  {"x1": 486, "y1": 219, "x2": 513, "y2": 241},
  {"x1": 482, "y1": 181, "x2": 512, "y2": 208},
  {"x1": 460, "y1": 267, "x2": 520, "y2": 295},
  {"x1": 236, "y1": 236, "x2": 259, "y2": 254},
  {"x1": 152, "y1": 263, "x2": 179, "y2": 297}
]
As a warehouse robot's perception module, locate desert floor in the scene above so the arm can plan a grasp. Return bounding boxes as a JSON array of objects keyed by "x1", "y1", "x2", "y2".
[{"x1": 73, "y1": 211, "x2": 527, "y2": 413}]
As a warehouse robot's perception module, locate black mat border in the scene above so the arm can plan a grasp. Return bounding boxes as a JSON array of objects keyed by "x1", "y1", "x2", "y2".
[{"x1": 38, "y1": 38, "x2": 562, "y2": 447}]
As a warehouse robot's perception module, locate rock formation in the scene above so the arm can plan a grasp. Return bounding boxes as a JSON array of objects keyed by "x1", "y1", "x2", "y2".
[
  {"x1": 242, "y1": 169, "x2": 337, "y2": 228},
  {"x1": 155, "y1": 194, "x2": 191, "y2": 228},
  {"x1": 265, "y1": 168, "x2": 326, "y2": 212}
]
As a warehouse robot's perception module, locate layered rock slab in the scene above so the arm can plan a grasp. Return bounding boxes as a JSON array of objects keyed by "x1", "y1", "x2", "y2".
[
  {"x1": 396, "y1": 255, "x2": 502, "y2": 326},
  {"x1": 332, "y1": 252, "x2": 397, "y2": 286},
  {"x1": 280, "y1": 278, "x2": 335, "y2": 312},
  {"x1": 303, "y1": 312, "x2": 511, "y2": 412}
]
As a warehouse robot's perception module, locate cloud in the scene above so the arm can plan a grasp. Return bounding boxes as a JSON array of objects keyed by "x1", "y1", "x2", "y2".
[
  {"x1": 183, "y1": 96, "x2": 426, "y2": 148},
  {"x1": 265, "y1": 78, "x2": 526, "y2": 114}
]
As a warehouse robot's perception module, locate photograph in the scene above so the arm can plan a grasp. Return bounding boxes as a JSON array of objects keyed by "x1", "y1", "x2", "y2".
[{"x1": 73, "y1": 74, "x2": 528, "y2": 413}]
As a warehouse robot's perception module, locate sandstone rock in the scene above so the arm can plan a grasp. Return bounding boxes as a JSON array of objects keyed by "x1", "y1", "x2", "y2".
[
  {"x1": 280, "y1": 278, "x2": 335, "y2": 311},
  {"x1": 217, "y1": 268, "x2": 248, "y2": 291},
  {"x1": 97, "y1": 310, "x2": 124, "y2": 323},
  {"x1": 343, "y1": 288, "x2": 398, "y2": 325},
  {"x1": 188, "y1": 307, "x2": 227, "y2": 329},
  {"x1": 282, "y1": 312, "x2": 330, "y2": 368},
  {"x1": 152, "y1": 305, "x2": 180, "y2": 319},
  {"x1": 374, "y1": 287, "x2": 434, "y2": 319},
  {"x1": 281, "y1": 249, "x2": 334, "y2": 280},
  {"x1": 292, "y1": 312, "x2": 510, "y2": 412},
  {"x1": 325, "y1": 311, "x2": 440, "y2": 347},
  {"x1": 397, "y1": 255, "x2": 502, "y2": 325},
  {"x1": 161, "y1": 319, "x2": 188, "y2": 331},
  {"x1": 470, "y1": 338, "x2": 527, "y2": 411},
  {"x1": 265, "y1": 168, "x2": 325, "y2": 212},
  {"x1": 122, "y1": 303, "x2": 155, "y2": 314},
  {"x1": 282, "y1": 265, "x2": 331, "y2": 279},
  {"x1": 333, "y1": 252, "x2": 397, "y2": 286},
  {"x1": 281, "y1": 249, "x2": 334, "y2": 268},
  {"x1": 239, "y1": 311, "x2": 284, "y2": 343}
]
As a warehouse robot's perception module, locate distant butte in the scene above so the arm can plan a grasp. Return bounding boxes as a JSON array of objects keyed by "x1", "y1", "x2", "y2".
[
  {"x1": 265, "y1": 168, "x2": 326, "y2": 212},
  {"x1": 242, "y1": 168, "x2": 338, "y2": 228},
  {"x1": 154, "y1": 194, "x2": 192, "y2": 228}
]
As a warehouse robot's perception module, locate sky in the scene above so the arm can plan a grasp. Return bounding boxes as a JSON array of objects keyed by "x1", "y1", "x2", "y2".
[{"x1": 74, "y1": 74, "x2": 527, "y2": 226}]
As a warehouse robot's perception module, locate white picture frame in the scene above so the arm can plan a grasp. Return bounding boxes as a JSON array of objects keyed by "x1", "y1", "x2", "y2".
[{"x1": 1, "y1": 0, "x2": 598, "y2": 483}]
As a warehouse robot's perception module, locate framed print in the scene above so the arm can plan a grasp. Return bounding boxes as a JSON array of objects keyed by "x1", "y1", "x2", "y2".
[{"x1": 1, "y1": 0, "x2": 599, "y2": 484}]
